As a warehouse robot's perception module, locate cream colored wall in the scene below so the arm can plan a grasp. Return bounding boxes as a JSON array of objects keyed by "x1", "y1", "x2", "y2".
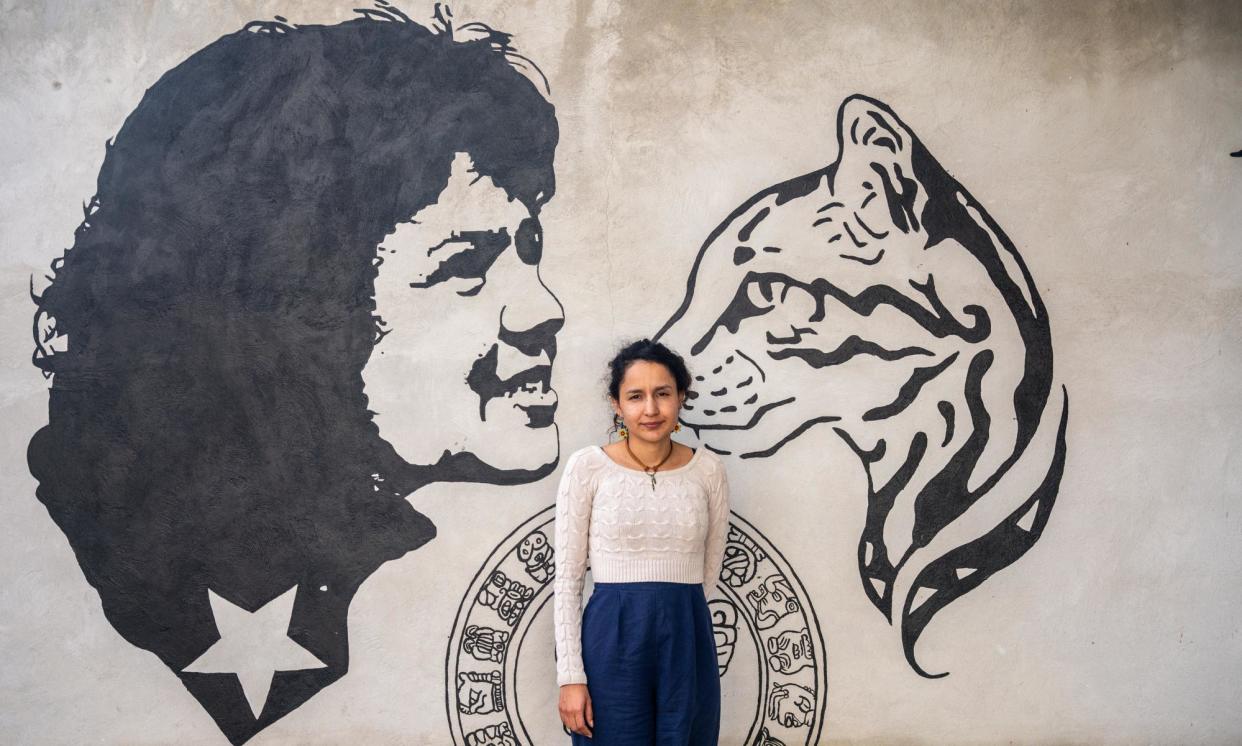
[{"x1": 1, "y1": 1, "x2": 1240, "y2": 744}]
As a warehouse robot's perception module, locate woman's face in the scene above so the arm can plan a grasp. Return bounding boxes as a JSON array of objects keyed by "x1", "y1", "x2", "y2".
[
  {"x1": 610, "y1": 360, "x2": 686, "y2": 446},
  {"x1": 362, "y1": 152, "x2": 563, "y2": 476}
]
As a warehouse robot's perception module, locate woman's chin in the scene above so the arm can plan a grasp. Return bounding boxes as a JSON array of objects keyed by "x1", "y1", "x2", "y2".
[{"x1": 630, "y1": 428, "x2": 672, "y2": 444}]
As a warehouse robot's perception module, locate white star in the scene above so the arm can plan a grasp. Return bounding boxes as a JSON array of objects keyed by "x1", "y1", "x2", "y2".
[{"x1": 182, "y1": 585, "x2": 327, "y2": 718}]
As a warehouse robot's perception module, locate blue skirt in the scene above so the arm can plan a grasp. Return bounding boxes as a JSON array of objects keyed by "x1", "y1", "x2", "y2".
[{"x1": 573, "y1": 581, "x2": 720, "y2": 745}]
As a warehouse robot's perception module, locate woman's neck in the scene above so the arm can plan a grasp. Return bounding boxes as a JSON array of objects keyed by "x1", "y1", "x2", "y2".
[{"x1": 625, "y1": 436, "x2": 673, "y2": 468}]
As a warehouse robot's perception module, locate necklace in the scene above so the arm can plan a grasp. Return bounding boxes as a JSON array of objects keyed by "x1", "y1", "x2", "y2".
[{"x1": 624, "y1": 437, "x2": 675, "y2": 491}]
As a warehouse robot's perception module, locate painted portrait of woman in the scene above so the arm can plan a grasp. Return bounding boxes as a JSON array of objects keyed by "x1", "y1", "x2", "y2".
[{"x1": 27, "y1": 7, "x2": 561, "y2": 742}]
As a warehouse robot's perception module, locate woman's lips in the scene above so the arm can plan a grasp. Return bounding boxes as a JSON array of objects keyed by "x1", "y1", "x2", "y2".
[{"x1": 639, "y1": 422, "x2": 662, "y2": 429}]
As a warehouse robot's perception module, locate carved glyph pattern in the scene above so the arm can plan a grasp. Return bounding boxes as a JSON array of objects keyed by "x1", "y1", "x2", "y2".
[{"x1": 447, "y1": 507, "x2": 826, "y2": 745}]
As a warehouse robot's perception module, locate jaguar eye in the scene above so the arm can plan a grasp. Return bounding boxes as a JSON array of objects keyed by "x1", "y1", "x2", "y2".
[
  {"x1": 746, "y1": 279, "x2": 773, "y2": 309},
  {"x1": 746, "y1": 276, "x2": 792, "y2": 308},
  {"x1": 770, "y1": 279, "x2": 789, "y2": 302}
]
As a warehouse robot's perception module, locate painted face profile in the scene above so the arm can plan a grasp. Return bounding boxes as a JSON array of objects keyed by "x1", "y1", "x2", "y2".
[
  {"x1": 26, "y1": 10, "x2": 561, "y2": 742},
  {"x1": 364, "y1": 152, "x2": 562, "y2": 476}
]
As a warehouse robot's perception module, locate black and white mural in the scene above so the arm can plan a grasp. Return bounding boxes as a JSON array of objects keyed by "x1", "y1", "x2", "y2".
[
  {"x1": 27, "y1": 5, "x2": 560, "y2": 743},
  {"x1": 655, "y1": 94, "x2": 1068, "y2": 677},
  {"x1": 23, "y1": 4, "x2": 1065, "y2": 741},
  {"x1": 11, "y1": 1, "x2": 1236, "y2": 744}
]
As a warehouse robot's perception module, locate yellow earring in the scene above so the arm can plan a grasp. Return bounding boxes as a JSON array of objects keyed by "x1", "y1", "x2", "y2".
[{"x1": 673, "y1": 422, "x2": 681, "y2": 433}]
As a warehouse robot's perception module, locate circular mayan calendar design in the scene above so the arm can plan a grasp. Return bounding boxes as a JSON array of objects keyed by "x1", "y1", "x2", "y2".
[{"x1": 446, "y1": 506, "x2": 827, "y2": 745}]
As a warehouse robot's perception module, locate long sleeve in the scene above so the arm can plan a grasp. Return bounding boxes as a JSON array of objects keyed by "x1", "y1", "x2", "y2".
[
  {"x1": 553, "y1": 449, "x2": 593, "y2": 686},
  {"x1": 702, "y1": 460, "x2": 730, "y2": 600}
]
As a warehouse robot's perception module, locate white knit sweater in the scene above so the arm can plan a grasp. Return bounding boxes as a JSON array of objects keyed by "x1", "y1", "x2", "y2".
[{"x1": 553, "y1": 444, "x2": 730, "y2": 686}]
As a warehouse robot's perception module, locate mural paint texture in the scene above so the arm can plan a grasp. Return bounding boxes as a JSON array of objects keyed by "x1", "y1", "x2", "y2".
[
  {"x1": 15, "y1": 1, "x2": 1232, "y2": 745},
  {"x1": 2, "y1": 1, "x2": 1242, "y2": 744},
  {"x1": 24, "y1": 4, "x2": 1070, "y2": 742},
  {"x1": 28, "y1": 6, "x2": 561, "y2": 743},
  {"x1": 656, "y1": 94, "x2": 1068, "y2": 677}
]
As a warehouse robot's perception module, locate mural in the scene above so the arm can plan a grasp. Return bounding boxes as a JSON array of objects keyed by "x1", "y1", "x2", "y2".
[
  {"x1": 8, "y1": 0, "x2": 1242, "y2": 743},
  {"x1": 656, "y1": 94, "x2": 1069, "y2": 677},
  {"x1": 20, "y1": 1, "x2": 1076, "y2": 743},
  {"x1": 446, "y1": 507, "x2": 826, "y2": 746},
  {"x1": 27, "y1": 5, "x2": 560, "y2": 743}
]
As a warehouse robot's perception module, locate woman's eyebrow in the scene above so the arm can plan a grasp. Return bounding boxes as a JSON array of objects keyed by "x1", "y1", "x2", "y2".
[
  {"x1": 425, "y1": 235, "x2": 463, "y2": 256},
  {"x1": 409, "y1": 229, "x2": 510, "y2": 289},
  {"x1": 625, "y1": 385, "x2": 673, "y2": 394},
  {"x1": 443, "y1": 228, "x2": 510, "y2": 260},
  {"x1": 426, "y1": 228, "x2": 504, "y2": 256}
]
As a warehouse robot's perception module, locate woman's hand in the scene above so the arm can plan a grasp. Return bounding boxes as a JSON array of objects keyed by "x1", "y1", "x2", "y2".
[{"x1": 558, "y1": 683, "x2": 594, "y2": 738}]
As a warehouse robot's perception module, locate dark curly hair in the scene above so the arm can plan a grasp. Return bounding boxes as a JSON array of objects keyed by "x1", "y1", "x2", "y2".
[
  {"x1": 25, "y1": 8, "x2": 557, "y2": 734},
  {"x1": 606, "y1": 338, "x2": 693, "y2": 401}
]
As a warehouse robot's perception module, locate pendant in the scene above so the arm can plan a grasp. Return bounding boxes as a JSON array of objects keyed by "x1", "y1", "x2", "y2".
[{"x1": 648, "y1": 470, "x2": 657, "y2": 491}]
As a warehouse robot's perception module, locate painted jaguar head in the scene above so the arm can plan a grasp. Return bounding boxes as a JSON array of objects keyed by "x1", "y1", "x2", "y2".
[{"x1": 657, "y1": 94, "x2": 1068, "y2": 676}]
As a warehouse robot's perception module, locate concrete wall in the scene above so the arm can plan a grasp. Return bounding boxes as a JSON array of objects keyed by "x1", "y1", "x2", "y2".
[{"x1": 1, "y1": 1, "x2": 1240, "y2": 743}]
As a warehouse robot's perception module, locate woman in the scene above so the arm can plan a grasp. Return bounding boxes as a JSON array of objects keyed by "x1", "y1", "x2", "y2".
[{"x1": 554, "y1": 338, "x2": 730, "y2": 745}]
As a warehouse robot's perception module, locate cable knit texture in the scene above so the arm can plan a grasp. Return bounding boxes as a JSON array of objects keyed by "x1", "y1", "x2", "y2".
[{"x1": 553, "y1": 444, "x2": 730, "y2": 686}]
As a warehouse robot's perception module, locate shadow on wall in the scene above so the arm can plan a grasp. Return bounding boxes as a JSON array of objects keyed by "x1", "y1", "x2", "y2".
[
  {"x1": 656, "y1": 93, "x2": 1069, "y2": 679},
  {"x1": 26, "y1": 4, "x2": 561, "y2": 743}
]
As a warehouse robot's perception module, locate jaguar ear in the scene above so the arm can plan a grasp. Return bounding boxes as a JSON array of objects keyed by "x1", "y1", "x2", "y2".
[
  {"x1": 837, "y1": 95, "x2": 913, "y2": 158},
  {"x1": 833, "y1": 95, "x2": 924, "y2": 234}
]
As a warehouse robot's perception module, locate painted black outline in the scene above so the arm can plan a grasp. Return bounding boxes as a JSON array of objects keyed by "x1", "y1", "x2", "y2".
[
  {"x1": 445, "y1": 506, "x2": 828, "y2": 745},
  {"x1": 27, "y1": 5, "x2": 560, "y2": 742},
  {"x1": 656, "y1": 93, "x2": 1068, "y2": 678}
]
